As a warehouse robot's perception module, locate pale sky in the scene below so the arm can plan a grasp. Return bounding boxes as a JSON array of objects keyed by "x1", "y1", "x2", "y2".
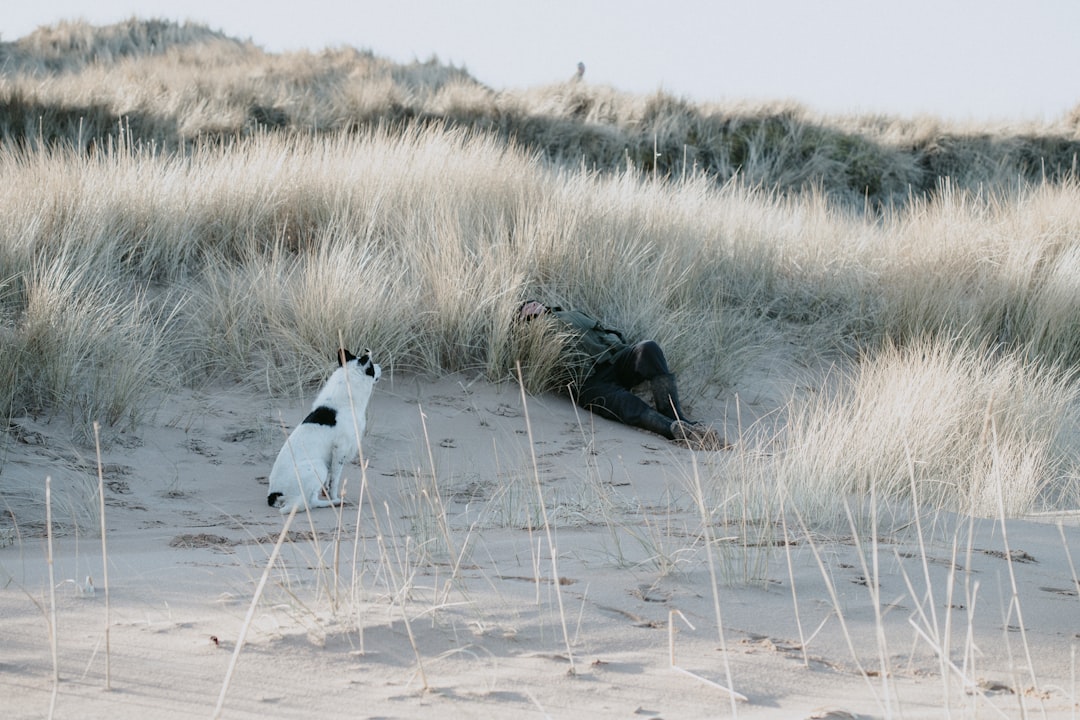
[{"x1": 5, "y1": 1, "x2": 1078, "y2": 123}]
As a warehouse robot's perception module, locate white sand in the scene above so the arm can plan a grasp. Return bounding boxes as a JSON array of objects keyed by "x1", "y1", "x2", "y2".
[{"x1": 2, "y1": 367, "x2": 1078, "y2": 719}]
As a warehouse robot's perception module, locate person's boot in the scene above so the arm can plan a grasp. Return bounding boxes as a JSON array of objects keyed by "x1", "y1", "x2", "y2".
[
  {"x1": 636, "y1": 407, "x2": 683, "y2": 439},
  {"x1": 651, "y1": 373, "x2": 689, "y2": 421},
  {"x1": 670, "y1": 420, "x2": 729, "y2": 451}
]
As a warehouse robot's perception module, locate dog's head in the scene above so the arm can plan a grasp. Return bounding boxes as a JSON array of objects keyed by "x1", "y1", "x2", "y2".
[{"x1": 339, "y1": 347, "x2": 381, "y2": 382}]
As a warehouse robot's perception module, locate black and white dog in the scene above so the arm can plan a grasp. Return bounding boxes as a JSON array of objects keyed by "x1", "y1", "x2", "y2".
[{"x1": 267, "y1": 349, "x2": 381, "y2": 513}]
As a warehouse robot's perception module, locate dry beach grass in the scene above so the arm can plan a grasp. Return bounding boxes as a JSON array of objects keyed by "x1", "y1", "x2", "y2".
[{"x1": 1, "y1": 18, "x2": 1079, "y2": 718}]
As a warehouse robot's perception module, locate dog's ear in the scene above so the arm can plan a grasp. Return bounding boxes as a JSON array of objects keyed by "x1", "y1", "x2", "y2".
[
  {"x1": 338, "y1": 348, "x2": 356, "y2": 366},
  {"x1": 357, "y1": 348, "x2": 371, "y2": 366}
]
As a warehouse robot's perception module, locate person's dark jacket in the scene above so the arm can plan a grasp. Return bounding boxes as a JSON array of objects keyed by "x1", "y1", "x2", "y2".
[{"x1": 546, "y1": 307, "x2": 628, "y2": 376}]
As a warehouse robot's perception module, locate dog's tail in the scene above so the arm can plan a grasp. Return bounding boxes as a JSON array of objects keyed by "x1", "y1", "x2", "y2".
[{"x1": 267, "y1": 492, "x2": 283, "y2": 508}]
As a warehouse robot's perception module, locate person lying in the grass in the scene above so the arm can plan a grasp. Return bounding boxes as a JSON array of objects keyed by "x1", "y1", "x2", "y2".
[{"x1": 517, "y1": 300, "x2": 727, "y2": 451}]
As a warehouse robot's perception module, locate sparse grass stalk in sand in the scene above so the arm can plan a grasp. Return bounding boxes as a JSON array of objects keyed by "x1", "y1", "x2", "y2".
[
  {"x1": 841, "y1": 494, "x2": 895, "y2": 717},
  {"x1": 516, "y1": 363, "x2": 575, "y2": 675},
  {"x1": 961, "y1": 518, "x2": 983, "y2": 706},
  {"x1": 900, "y1": 443, "x2": 964, "y2": 703},
  {"x1": 1058, "y1": 520, "x2": 1080, "y2": 603},
  {"x1": 416, "y1": 403, "x2": 458, "y2": 566},
  {"x1": 377, "y1": 502, "x2": 429, "y2": 691},
  {"x1": 992, "y1": 432, "x2": 1040, "y2": 698},
  {"x1": 886, "y1": 455, "x2": 1011, "y2": 715},
  {"x1": 778, "y1": 500, "x2": 810, "y2": 668},
  {"x1": 618, "y1": 501, "x2": 694, "y2": 577},
  {"x1": 668, "y1": 608, "x2": 748, "y2": 701},
  {"x1": 688, "y1": 457, "x2": 747, "y2": 709},
  {"x1": 93, "y1": 422, "x2": 111, "y2": 691},
  {"x1": 214, "y1": 506, "x2": 298, "y2": 719},
  {"x1": 348, "y1": 484, "x2": 367, "y2": 654},
  {"x1": 329, "y1": 490, "x2": 346, "y2": 613},
  {"x1": 45, "y1": 476, "x2": 59, "y2": 719},
  {"x1": 787, "y1": 493, "x2": 884, "y2": 714}
]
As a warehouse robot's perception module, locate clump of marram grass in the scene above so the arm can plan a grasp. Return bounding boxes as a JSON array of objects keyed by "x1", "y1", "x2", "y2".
[
  {"x1": 875, "y1": 179, "x2": 1080, "y2": 364},
  {"x1": 2, "y1": 257, "x2": 177, "y2": 441},
  {"x1": 181, "y1": 233, "x2": 417, "y2": 392},
  {"x1": 751, "y1": 338, "x2": 1080, "y2": 525}
]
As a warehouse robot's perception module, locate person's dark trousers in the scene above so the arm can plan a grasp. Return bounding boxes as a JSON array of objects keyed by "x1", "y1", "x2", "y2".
[{"x1": 574, "y1": 341, "x2": 684, "y2": 439}]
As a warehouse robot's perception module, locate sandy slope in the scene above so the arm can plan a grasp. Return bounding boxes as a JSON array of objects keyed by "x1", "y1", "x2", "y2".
[{"x1": 2, "y1": 366, "x2": 1078, "y2": 719}]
